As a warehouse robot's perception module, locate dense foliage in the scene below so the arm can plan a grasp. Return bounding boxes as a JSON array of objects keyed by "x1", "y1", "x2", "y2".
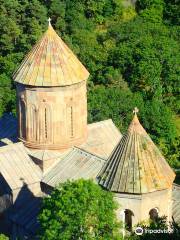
[
  {"x1": 0, "y1": 0, "x2": 179, "y2": 167},
  {"x1": 0, "y1": 234, "x2": 9, "y2": 240},
  {"x1": 39, "y1": 179, "x2": 121, "y2": 240},
  {"x1": 39, "y1": 180, "x2": 180, "y2": 240}
]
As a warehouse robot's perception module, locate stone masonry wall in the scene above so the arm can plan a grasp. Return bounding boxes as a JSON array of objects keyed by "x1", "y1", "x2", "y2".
[
  {"x1": 115, "y1": 188, "x2": 173, "y2": 227},
  {"x1": 16, "y1": 81, "x2": 87, "y2": 150}
]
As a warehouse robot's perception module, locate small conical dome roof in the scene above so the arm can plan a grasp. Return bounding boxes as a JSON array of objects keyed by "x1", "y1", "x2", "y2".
[
  {"x1": 98, "y1": 109, "x2": 175, "y2": 194},
  {"x1": 13, "y1": 22, "x2": 89, "y2": 86}
]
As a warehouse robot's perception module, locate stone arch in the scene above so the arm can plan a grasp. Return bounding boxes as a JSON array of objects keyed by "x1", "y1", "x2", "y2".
[
  {"x1": 149, "y1": 208, "x2": 159, "y2": 221},
  {"x1": 124, "y1": 209, "x2": 134, "y2": 231},
  {"x1": 39, "y1": 102, "x2": 52, "y2": 144}
]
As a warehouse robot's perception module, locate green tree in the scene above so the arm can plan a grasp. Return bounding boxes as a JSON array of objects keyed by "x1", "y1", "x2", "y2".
[
  {"x1": 88, "y1": 85, "x2": 144, "y2": 132},
  {"x1": 136, "y1": 0, "x2": 164, "y2": 23},
  {"x1": 39, "y1": 179, "x2": 122, "y2": 240},
  {"x1": 109, "y1": 17, "x2": 180, "y2": 103},
  {"x1": 0, "y1": 234, "x2": 9, "y2": 240},
  {"x1": 88, "y1": 85, "x2": 176, "y2": 140},
  {"x1": 0, "y1": 0, "x2": 179, "y2": 167},
  {"x1": 0, "y1": 0, "x2": 47, "y2": 117},
  {"x1": 163, "y1": 0, "x2": 180, "y2": 25}
]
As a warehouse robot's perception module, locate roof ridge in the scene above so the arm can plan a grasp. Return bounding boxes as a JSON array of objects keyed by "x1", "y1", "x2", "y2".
[{"x1": 73, "y1": 146, "x2": 106, "y2": 162}]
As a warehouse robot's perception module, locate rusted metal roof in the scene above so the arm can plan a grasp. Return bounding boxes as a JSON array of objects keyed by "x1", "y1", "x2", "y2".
[
  {"x1": 80, "y1": 119, "x2": 122, "y2": 159},
  {"x1": 0, "y1": 143, "x2": 42, "y2": 190},
  {"x1": 13, "y1": 23, "x2": 89, "y2": 86},
  {"x1": 98, "y1": 114, "x2": 175, "y2": 194},
  {"x1": 42, "y1": 147, "x2": 105, "y2": 187}
]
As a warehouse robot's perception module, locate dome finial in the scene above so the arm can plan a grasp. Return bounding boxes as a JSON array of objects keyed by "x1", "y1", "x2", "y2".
[
  {"x1": 48, "y1": 17, "x2": 51, "y2": 26},
  {"x1": 133, "y1": 107, "x2": 139, "y2": 116}
]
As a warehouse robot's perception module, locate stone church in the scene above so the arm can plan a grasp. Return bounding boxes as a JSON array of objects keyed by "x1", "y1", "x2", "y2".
[{"x1": 0, "y1": 21, "x2": 179, "y2": 239}]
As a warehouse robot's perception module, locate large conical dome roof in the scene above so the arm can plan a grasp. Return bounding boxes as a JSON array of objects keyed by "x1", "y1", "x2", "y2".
[
  {"x1": 13, "y1": 23, "x2": 89, "y2": 86},
  {"x1": 98, "y1": 110, "x2": 175, "y2": 194}
]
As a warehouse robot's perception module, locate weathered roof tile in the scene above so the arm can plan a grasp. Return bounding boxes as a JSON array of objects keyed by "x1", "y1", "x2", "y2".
[
  {"x1": 42, "y1": 147, "x2": 105, "y2": 187},
  {"x1": 98, "y1": 114, "x2": 175, "y2": 194},
  {"x1": 80, "y1": 119, "x2": 122, "y2": 159},
  {"x1": 0, "y1": 143, "x2": 42, "y2": 190},
  {"x1": 13, "y1": 23, "x2": 89, "y2": 86}
]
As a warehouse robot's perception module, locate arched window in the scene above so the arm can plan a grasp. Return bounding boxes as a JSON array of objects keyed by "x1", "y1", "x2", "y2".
[
  {"x1": 149, "y1": 208, "x2": 159, "y2": 222},
  {"x1": 125, "y1": 209, "x2": 134, "y2": 231}
]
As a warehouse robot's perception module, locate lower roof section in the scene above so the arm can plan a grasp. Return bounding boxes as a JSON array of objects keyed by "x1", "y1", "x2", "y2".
[
  {"x1": 0, "y1": 142, "x2": 42, "y2": 190},
  {"x1": 42, "y1": 147, "x2": 106, "y2": 188}
]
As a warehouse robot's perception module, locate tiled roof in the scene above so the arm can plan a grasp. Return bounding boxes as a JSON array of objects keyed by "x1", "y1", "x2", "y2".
[
  {"x1": 0, "y1": 143, "x2": 42, "y2": 190},
  {"x1": 13, "y1": 23, "x2": 89, "y2": 86},
  {"x1": 80, "y1": 119, "x2": 122, "y2": 159},
  {"x1": 42, "y1": 147, "x2": 105, "y2": 187},
  {"x1": 98, "y1": 114, "x2": 175, "y2": 194}
]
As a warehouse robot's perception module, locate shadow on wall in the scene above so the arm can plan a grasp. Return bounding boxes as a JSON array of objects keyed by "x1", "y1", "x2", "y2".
[
  {"x1": 0, "y1": 173, "x2": 12, "y2": 236},
  {"x1": 10, "y1": 182, "x2": 42, "y2": 239}
]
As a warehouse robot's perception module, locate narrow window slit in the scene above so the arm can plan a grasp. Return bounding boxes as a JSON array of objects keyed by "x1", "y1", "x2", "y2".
[
  {"x1": 71, "y1": 106, "x2": 73, "y2": 137},
  {"x1": 45, "y1": 108, "x2": 48, "y2": 139}
]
